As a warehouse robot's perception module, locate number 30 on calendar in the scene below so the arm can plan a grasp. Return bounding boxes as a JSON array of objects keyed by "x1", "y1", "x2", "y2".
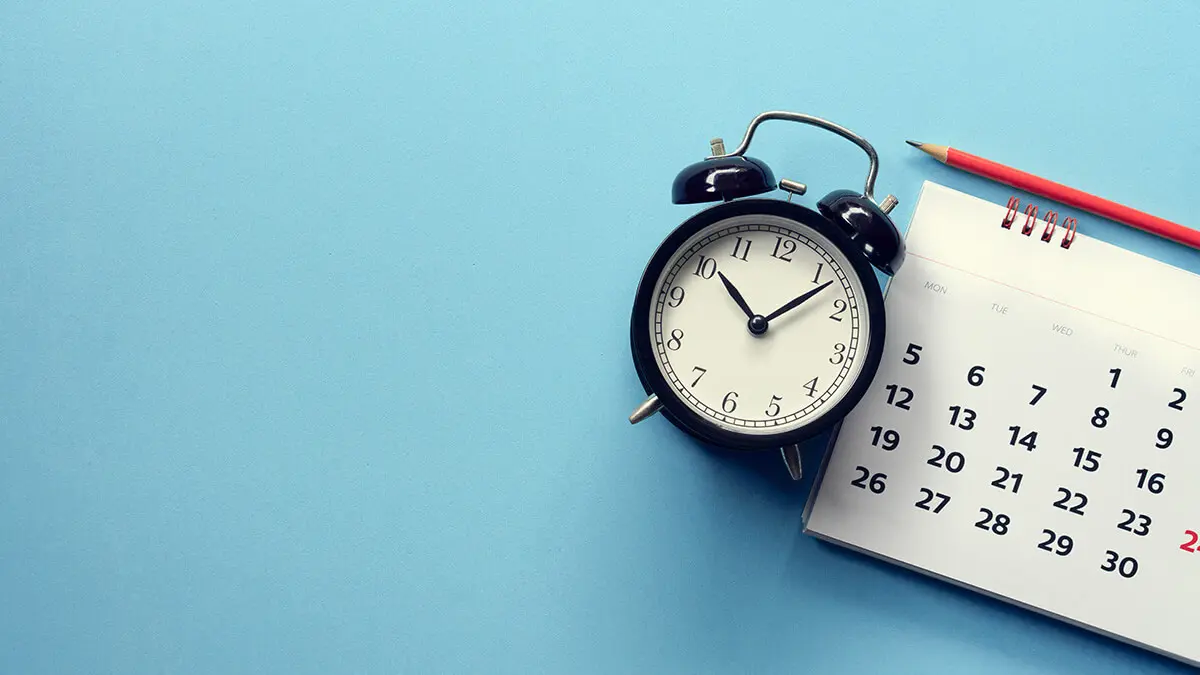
[{"x1": 849, "y1": 342, "x2": 1200, "y2": 580}]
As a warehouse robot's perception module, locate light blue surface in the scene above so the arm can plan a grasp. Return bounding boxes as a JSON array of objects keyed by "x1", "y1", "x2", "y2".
[{"x1": 2, "y1": 1, "x2": 1198, "y2": 672}]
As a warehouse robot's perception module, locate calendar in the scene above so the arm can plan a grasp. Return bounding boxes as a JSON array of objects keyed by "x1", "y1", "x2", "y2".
[{"x1": 804, "y1": 182, "x2": 1200, "y2": 667}]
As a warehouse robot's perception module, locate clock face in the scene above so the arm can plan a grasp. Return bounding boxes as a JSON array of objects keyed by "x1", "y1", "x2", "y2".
[{"x1": 649, "y1": 213, "x2": 871, "y2": 436}]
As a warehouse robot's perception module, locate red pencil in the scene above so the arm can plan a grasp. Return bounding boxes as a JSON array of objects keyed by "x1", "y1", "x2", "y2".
[{"x1": 907, "y1": 141, "x2": 1200, "y2": 250}]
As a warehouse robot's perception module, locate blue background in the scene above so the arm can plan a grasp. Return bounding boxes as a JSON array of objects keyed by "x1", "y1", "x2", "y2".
[{"x1": 3, "y1": 1, "x2": 1198, "y2": 672}]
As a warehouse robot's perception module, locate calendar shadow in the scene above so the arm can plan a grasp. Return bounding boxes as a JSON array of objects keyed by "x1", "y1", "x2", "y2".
[
  {"x1": 788, "y1": 538, "x2": 1192, "y2": 674},
  {"x1": 675, "y1": 419, "x2": 1192, "y2": 672}
]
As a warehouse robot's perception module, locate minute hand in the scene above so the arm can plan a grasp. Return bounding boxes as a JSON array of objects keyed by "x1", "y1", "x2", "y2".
[{"x1": 764, "y1": 280, "x2": 835, "y2": 322}]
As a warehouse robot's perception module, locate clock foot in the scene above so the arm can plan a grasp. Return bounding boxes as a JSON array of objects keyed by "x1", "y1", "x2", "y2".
[
  {"x1": 780, "y1": 445, "x2": 803, "y2": 481},
  {"x1": 628, "y1": 394, "x2": 662, "y2": 425}
]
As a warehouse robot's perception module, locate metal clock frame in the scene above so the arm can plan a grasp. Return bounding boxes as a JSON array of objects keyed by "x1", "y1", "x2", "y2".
[{"x1": 629, "y1": 197, "x2": 888, "y2": 456}]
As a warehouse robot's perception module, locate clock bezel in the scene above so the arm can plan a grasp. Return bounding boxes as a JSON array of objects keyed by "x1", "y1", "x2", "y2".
[{"x1": 629, "y1": 198, "x2": 887, "y2": 451}]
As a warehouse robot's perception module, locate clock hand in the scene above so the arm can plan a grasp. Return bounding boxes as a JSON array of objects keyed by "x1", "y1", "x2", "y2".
[
  {"x1": 764, "y1": 280, "x2": 835, "y2": 322},
  {"x1": 717, "y1": 271, "x2": 755, "y2": 320}
]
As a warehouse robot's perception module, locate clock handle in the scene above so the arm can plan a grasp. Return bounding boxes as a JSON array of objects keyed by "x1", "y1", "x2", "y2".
[
  {"x1": 781, "y1": 444, "x2": 803, "y2": 481},
  {"x1": 708, "y1": 110, "x2": 881, "y2": 202}
]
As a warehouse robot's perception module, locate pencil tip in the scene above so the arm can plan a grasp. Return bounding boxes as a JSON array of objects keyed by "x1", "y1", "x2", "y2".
[{"x1": 905, "y1": 140, "x2": 922, "y2": 148}]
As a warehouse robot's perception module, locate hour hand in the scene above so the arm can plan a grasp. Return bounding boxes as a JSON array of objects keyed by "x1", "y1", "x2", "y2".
[
  {"x1": 717, "y1": 271, "x2": 755, "y2": 319},
  {"x1": 765, "y1": 280, "x2": 834, "y2": 322}
]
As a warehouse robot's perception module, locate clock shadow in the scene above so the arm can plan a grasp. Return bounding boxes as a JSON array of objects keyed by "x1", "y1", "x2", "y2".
[{"x1": 688, "y1": 428, "x2": 833, "y2": 505}]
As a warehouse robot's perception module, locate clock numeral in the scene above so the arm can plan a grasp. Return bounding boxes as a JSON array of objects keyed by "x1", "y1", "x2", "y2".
[
  {"x1": 689, "y1": 366, "x2": 706, "y2": 387},
  {"x1": 666, "y1": 286, "x2": 685, "y2": 307},
  {"x1": 721, "y1": 391, "x2": 738, "y2": 414},
  {"x1": 812, "y1": 262, "x2": 824, "y2": 284},
  {"x1": 802, "y1": 376, "x2": 819, "y2": 398},
  {"x1": 730, "y1": 236, "x2": 752, "y2": 261},
  {"x1": 830, "y1": 342, "x2": 846, "y2": 365},
  {"x1": 770, "y1": 236, "x2": 796, "y2": 262},
  {"x1": 850, "y1": 466, "x2": 887, "y2": 494},
  {"x1": 1072, "y1": 447, "x2": 1101, "y2": 472},
  {"x1": 1169, "y1": 387, "x2": 1186, "y2": 410},
  {"x1": 1117, "y1": 509, "x2": 1152, "y2": 536},
  {"x1": 829, "y1": 298, "x2": 848, "y2": 322},
  {"x1": 692, "y1": 255, "x2": 717, "y2": 279},
  {"x1": 765, "y1": 395, "x2": 783, "y2": 418},
  {"x1": 666, "y1": 329, "x2": 683, "y2": 351},
  {"x1": 902, "y1": 343, "x2": 923, "y2": 365}
]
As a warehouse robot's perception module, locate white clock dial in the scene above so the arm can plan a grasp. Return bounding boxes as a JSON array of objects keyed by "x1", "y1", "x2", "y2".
[{"x1": 650, "y1": 214, "x2": 870, "y2": 435}]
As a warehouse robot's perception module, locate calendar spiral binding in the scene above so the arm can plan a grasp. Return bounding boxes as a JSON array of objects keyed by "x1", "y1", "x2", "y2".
[{"x1": 1001, "y1": 196, "x2": 1078, "y2": 249}]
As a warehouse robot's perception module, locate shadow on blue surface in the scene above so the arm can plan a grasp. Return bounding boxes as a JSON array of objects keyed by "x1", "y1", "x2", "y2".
[{"x1": 703, "y1": 435, "x2": 1191, "y2": 673}]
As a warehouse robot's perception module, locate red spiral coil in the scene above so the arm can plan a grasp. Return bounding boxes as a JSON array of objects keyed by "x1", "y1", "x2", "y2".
[
  {"x1": 1002, "y1": 197, "x2": 1078, "y2": 249},
  {"x1": 1021, "y1": 204, "x2": 1039, "y2": 236},
  {"x1": 1002, "y1": 197, "x2": 1019, "y2": 229}
]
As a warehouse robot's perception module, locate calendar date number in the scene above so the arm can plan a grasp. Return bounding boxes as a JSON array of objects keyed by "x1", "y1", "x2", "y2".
[
  {"x1": 1155, "y1": 427, "x2": 1173, "y2": 449},
  {"x1": 990, "y1": 466, "x2": 1023, "y2": 493},
  {"x1": 967, "y1": 365, "x2": 985, "y2": 387},
  {"x1": 847, "y1": 357, "x2": 1195, "y2": 583},
  {"x1": 1134, "y1": 468, "x2": 1166, "y2": 494},
  {"x1": 1101, "y1": 551, "x2": 1139, "y2": 578},
  {"x1": 1037, "y1": 529, "x2": 1073, "y2": 556},
  {"x1": 1007, "y1": 425, "x2": 1038, "y2": 451},
  {"x1": 1117, "y1": 509, "x2": 1151, "y2": 537},
  {"x1": 1071, "y1": 447, "x2": 1101, "y2": 472},
  {"x1": 1052, "y1": 487, "x2": 1088, "y2": 516},
  {"x1": 927, "y1": 445, "x2": 965, "y2": 473},
  {"x1": 869, "y1": 426, "x2": 900, "y2": 451},
  {"x1": 974, "y1": 508, "x2": 1011, "y2": 535},
  {"x1": 915, "y1": 488, "x2": 950, "y2": 514},
  {"x1": 948, "y1": 405, "x2": 977, "y2": 430},
  {"x1": 851, "y1": 466, "x2": 887, "y2": 494},
  {"x1": 902, "y1": 343, "x2": 922, "y2": 365},
  {"x1": 1169, "y1": 387, "x2": 1186, "y2": 410},
  {"x1": 1182, "y1": 530, "x2": 1199, "y2": 553},
  {"x1": 884, "y1": 384, "x2": 914, "y2": 410}
]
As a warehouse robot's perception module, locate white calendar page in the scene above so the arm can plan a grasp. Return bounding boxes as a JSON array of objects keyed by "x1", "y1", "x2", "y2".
[{"x1": 804, "y1": 181, "x2": 1200, "y2": 667}]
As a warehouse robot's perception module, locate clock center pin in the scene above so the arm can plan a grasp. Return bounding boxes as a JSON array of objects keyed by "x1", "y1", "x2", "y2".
[{"x1": 748, "y1": 314, "x2": 769, "y2": 335}]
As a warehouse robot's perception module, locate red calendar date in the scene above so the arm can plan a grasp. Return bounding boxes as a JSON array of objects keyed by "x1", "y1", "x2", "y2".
[{"x1": 1182, "y1": 530, "x2": 1199, "y2": 553}]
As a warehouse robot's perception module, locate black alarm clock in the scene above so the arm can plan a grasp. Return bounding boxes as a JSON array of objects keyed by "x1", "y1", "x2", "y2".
[{"x1": 627, "y1": 111, "x2": 905, "y2": 480}]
